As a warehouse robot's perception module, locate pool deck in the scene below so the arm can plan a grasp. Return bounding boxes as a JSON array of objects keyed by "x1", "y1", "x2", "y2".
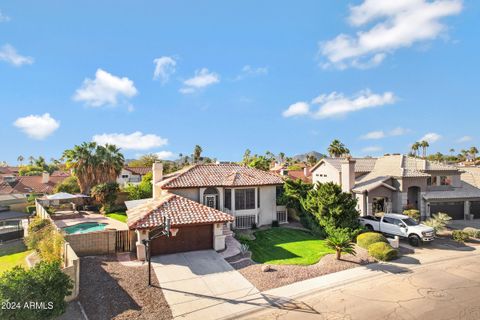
[{"x1": 53, "y1": 212, "x2": 128, "y2": 231}]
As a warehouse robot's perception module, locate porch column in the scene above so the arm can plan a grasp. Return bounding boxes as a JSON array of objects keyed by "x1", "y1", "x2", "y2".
[{"x1": 465, "y1": 201, "x2": 471, "y2": 220}]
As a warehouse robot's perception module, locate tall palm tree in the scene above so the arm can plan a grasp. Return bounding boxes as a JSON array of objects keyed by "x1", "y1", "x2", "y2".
[
  {"x1": 193, "y1": 145, "x2": 203, "y2": 163},
  {"x1": 328, "y1": 140, "x2": 349, "y2": 158},
  {"x1": 278, "y1": 152, "x2": 285, "y2": 163},
  {"x1": 63, "y1": 142, "x2": 124, "y2": 194},
  {"x1": 470, "y1": 146, "x2": 479, "y2": 162},
  {"x1": 460, "y1": 149, "x2": 468, "y2": 161},
  {"x1": 420, "y1": 140, "x2": 430, "y2": 158},
  {"x1": 411, "y1": 142, "x2": 420, "y2": 157},
  {"x1": 28, "y1": 156, "x2": 34, "y2": 165},
  {"x1": 242, "y1": 149, "x2": 251, "y2": 164},
  {"x1": 17, "y1": 155, "x2": 24, "y2": 166},
  {"x1": 449, "y1": 148, "x2": 455, "y2": 156}
]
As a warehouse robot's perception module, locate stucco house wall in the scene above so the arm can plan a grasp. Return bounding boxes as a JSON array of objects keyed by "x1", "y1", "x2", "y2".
[
  {"x1": 312, "y1": 162, "x2": 341, "y2": 185},
  {"x1": 170, "y1": 188, "x2": 200, "y2": 202}
]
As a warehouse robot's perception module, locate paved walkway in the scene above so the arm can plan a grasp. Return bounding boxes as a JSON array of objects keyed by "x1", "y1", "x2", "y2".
[
  {"x1": 151, "y1": 250, "x2": 260, "y2": 319},
  {"x1": 219, "y1": 235, "x2": 241, "y2": 259}
]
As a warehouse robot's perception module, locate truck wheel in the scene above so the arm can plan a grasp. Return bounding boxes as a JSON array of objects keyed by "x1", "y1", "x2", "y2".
[
  {"x1": 365, "y1": 224, "x2": 374, "y2": 231},
  {"x1": 408, "y1": 235, "x2": 421, "y2": 247}
]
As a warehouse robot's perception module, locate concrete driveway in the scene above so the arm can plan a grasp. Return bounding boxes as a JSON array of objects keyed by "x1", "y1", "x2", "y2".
[{"x1": 151, "y1": 250, "x2": 259, "y2": 319}]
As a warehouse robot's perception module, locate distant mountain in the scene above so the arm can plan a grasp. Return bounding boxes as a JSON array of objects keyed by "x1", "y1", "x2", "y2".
[{"x1": 293, "y1": 151, "x2": 325, "y2": 162}]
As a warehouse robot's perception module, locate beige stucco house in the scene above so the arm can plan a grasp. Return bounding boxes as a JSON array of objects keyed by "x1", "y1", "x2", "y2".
[{"x1": 311, "y1": 155, "x2": 480, "y2": 220}]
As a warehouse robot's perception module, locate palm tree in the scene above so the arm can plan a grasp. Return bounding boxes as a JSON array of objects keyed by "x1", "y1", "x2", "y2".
[
  {"x1": 63, "y1": 142, "x2": 124, "y2": 194},
  {"x1": 326, "y1": 230, "x2": 356, "y2": 260},
  {"x1": 278, "y1": 152, "x2": 285, "y2": 163},
  {"x1": 460, "y1": 149, "x2": 468, "y2": 161},
  {"x1": 17, "y1": 155, "x2": 24, "y2": 166},
  {"x1": 193, "y1": 145, "x2": 203, "y2": 163},
  {"x1": 420, "y1": 140, "x2": 430, "y2": 158},
  {"x1": 449, "y1": 148, "x2": 455, "y2": 156},
  {"x1": 242, "y1": 149, "x2": 251, "y2": 165},
  {"x1": 328, "y1": 140, "x2": 349, "y2": 158},
  {"x1": 470, "y1": 146, "x2": 478, "y2": 162},
  {"x1": 411, "y1": 142, "x2": 420, "y2": 157},
  {"x1": 28, "y1": 156, "x2": 34, "y2": 165}
]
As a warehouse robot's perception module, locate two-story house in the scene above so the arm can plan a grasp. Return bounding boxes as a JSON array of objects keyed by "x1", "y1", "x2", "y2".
[
  {"x1": 127, "y1": 162, "x2": 285, "y2": 257},
  {"x1": 311, "y1": 155, "x2": 480, "y2": 220},
  {"x1": 116, "y1": 166, "x2": 151, "y2": 186}
]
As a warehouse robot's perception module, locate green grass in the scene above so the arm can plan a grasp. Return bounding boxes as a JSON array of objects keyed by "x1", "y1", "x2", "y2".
[
  {"x1": 106, "y1": 212, "x2": 127, "y2": 223},
  {"x1": 0, "y1": 241, "x2": 31, "y2": 274},
  {"x1": 242, "y1": 228, "x2": 334, "y2": 265}
]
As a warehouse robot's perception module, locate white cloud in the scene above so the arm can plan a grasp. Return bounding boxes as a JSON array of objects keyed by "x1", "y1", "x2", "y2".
[
  {"x1": 361, "y1": 131, "x2": 386, "y2": 140},
  {"x1": 389, "y1": 127, "x2": 411, "y2": 136},
  {"x1": 73, "y1": 69, "x2": 138, "y2": 107},
  {"x1": 14, "y1": 113, "x2": 60, "y2": 140},
  {"x1": 153, "y1": 56, "x2": 176, "y2": 84},
  {"x1": 0, "y1": 10, "x2": 11, "y2": 22},
  {"x1": 235, "y1": 65, "x2": 268, "y2": 80},
  {"x1": 420, "y1": 132, "x2": 441, "y2": 143},
  {"x1": 154, "y1": 151, "x2": 176, "y2": 160},
  {"x1": 361, "y1": 146, "x2": 382, "y2": 153},
  {"x1": 282, "y1": 102, "x2": 310, "y2": 118},
  {"x1": 92, "y1": 131, "x2": 168, "y2": 150},
  {"x1": 180, "y1": 68, "x2": 219, "y2": 94},
  {"x1": 0, "y1": 44, "x2": 34, "y2": 66},
  {"x1": 361, "y1": 127, "x2": 410, "y2": 140},
  {"x1": 312, "y1": 90, "x2": 396, "y2": 118},
  {"x1": 457, "y1": 135, "x2": 472, "y2": 143},
  {"x1": 319, "y1": 0, "x2": 463, "y2": 69}
]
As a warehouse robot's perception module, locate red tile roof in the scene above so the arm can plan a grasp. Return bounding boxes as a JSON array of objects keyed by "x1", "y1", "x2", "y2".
[
  {"x1": 127, "y1": 193, "x2": 234, "y2": 229},
  {"x1": 125, "y1": 167, "x2": 151, "y2": 175},
  {"x1": 286, "y1": 170, "x2": 312, "y2": 183},
  {"x1": 160, "y1": 164, "x2": 284, "y2": 189},
  {"x1": 0, "y1": 175, "x2": 67, "y2": 195}
]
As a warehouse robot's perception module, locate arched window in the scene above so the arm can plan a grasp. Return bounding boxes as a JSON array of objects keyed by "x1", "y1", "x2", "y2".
[{"x1": 203, "y1": 187, "x2": 219, "y2": 209}]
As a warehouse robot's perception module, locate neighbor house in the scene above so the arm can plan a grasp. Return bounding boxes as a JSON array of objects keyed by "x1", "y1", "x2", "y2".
[
  {"x1": 116, "y1": 166, "x2": 151, "y2": 186},
  {"x1": 311, "y1": 155, "x2": 480, "y2": 220},
  {"x1": 0, "y1": 172, "x2": 69, "y2": 197},
  {"x1": 126, "y1": 162, "x2": 286, "y2": 258}
]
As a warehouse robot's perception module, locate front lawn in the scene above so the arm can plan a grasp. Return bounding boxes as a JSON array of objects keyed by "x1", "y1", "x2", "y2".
[
  {"x1": 241, "y1": 228, "x2": 334, "y2": 265},
  {"x1": 0, "y1": 241, "x2": 31, "y2": 274},
  {"x1": 106, "y1": 212, "x2": 127, "y2": 223}
]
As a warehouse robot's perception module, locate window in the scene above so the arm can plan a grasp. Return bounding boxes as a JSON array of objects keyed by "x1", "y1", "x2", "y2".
[
  {"x1": 224, "y1": 189, "x2": 231, "y2": 210},
  {"x1": 121, "y1": 174, "x2": 129, "y2": 179},
  {"x1": 440, "y1": 176, "x2": 452, "y2": 186},
  {"x1": 427, "y1": 176, "x2": 438, "y2": 186},
  {"x1": 235, "y1": 188, "x2": 255, "y2": 210},
  {"x1": 257, "y1": 188, "x2": 260, "y2": 208}
]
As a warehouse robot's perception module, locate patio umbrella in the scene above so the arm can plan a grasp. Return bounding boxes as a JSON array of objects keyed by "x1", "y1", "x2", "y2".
[{"x1": 45, "y1": 192, "x2": 77, "y2": 200}]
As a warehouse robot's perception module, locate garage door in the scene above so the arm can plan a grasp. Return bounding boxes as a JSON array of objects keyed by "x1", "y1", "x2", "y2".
[
  {"x1": 151, "y1": 224, "x2": 213, "y2": 255},
  {"x1": 430, "y1": 202, "x2": 464, "y2": 220},
  {"x1": 471, "y1": 201, "x2": 480, "y2": 219}
]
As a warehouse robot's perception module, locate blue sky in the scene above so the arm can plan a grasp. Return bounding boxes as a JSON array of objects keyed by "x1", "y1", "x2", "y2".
[{"x1": 1, "y1": 1, "x2": 479, "y2": 164}]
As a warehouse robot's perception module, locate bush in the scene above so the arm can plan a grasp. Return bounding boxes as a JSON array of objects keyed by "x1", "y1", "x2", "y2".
[
  {"x1": 403, "y1": 209, "x2": 420, "y2": 222},
  {"x1": 272, "y1": 220, "x2": 279, "y2": 228},
  {"x1": 91, "y1": 182, "x2": 120, "y2": 213},
  {"x1": 475, "y1": 230, "x2": 480, "y2": 239},
  {"x1": 368, "y1": 242, "x2": 398, "y2": 261},
  {"x1": 463, "y1": 227, "x2": 478, "y2": 237},
  {"x1": 299, "y1": 210, "x2": 327, "y2": 238},
  {"x1": 452, "y1": 230, "x2": 469, "y2": 243},
  {"x1": 0, "y1": 262, "x2": 73, "y2": 320},
  {"x1": 326, "y1": 228, "x2": 356, "y2": 260},
  {"x1": 53, "y1": 176, "x2": 81, "y2": 194},
  {"x1": 24, "y1": 217, "x2": 54, "y2": 250},
  {"x1": 357, "y1": 232, "x2": 388, "y2": 249},
  {"x1": 251, "y1": 222, "x2": 257, "y2": 229},
  {"x1": 25, "y1": 205, "x2": 36, "y2": 215},
  {"x1": 424, "y1": 212, "x2": 452, "y2": 233},
  {"x1": 24, "y1": 217, "x2": 63, "y2": 262}
]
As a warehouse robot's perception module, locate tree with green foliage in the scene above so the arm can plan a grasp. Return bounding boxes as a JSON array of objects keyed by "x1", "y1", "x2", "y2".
[
  {"x1": 193, "y1": 145, "x2": 203, "y2": 163},
  {"x1": 246, "y1": 155, "x2": 271, "y2": 171},
  {"x1": 411, "y1": 142, "x2": 420, "y2": 157},
  {"x1": 301, "y1": 182, "x2": 360, "y2": 231},
  {"x1": 327, "y1": 140, "x2": 350, "y2": 158},
  {"x1": 280, "y1": 179, "x2": 313, "y2": 211},
  {"x1": 0, "y1": 262, "x2": 73, "y2": 320},
  {"x1": 128, "y1": 153, "x2": 159, "y2": 167},
  {"x1": 420, "y1": 140, "x2": 430, "y2": 158},
  {"x1": 63, "y1": 142, "x2": 124, "y2": 194},
  {"x1": 17, "y1": 155, "x2": 24, "y2": 166},
  {"x1": 325, "y1": 228, "x2": 356, "y2": 260},
  {"x1": 124, "y1": 172, "x2": 153, "y2": 200},
  {"x1": 91, "y1": 182, "x2": 120, "y2": 213},
  {"x1": 470, "y1": 146, "x2": 478, "y2": 162},
  {"x1": 53, "y1": 176, "x2": 81, "y2": 194}
]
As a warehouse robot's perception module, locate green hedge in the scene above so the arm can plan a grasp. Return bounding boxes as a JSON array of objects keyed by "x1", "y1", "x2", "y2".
[
  {"x1": 463, "y1": 227, "x2": 478, "y2": 238},
  {"x1": 357, "y1": 232, "x2": 388, "y2": 249},
  {"x1": 368, "y1": 242, "x2": 398, "y2": 261},
  {"x1": 452, "y1": 230, "x2": 470, "y2": 242}
]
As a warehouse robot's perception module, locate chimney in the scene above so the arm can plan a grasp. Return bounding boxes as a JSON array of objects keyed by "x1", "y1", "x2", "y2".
[
  {"x1": 152, "y1": 162, "x2": 163, "y2": 199},
  {"x1": 304, "y1": 167, "x2": 309, "y2": 177},
  {"x1": 42, "y1": 172, "x2": 50, "y2": 184},
  {"x1": 341, "y1": 157, "x2": 356, "y2": 193}
]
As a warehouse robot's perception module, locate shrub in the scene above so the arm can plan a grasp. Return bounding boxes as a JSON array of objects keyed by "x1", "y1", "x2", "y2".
[
  {"x1": 272, "y1": 220, "x2": 279, "y2": 228},
  {"x1": 0, "y1": 262, "x2": 73, "y2": 320},
  {"x1": 424, "y1": 212, "x2": 452, "y2": 233},
  {"x1": 368, "y1": 242, "x2": 398, "y2": 261},
  {"x1": 251, "y1": 222, "x2": 257, "y2": 229},
  {"x1": 357, "y1": 232, "x2": 388, "y2": 249},
  {"x1": 53, "y1": 176, "x2": 81, "y2": 194},
  {"x1": 403, "y1": 209, "x2": 420, "y2": 222},
  {"x1": 463, "y1": 227, "x2": 478, "y2": 237},
  {"x1": 91, "y1": 182, "x2": 120, "y2": 213},
  {"x1": 25, "y1": 205, "x2": 36, "y2": 215},
  {"x1": 24, "y1": 217, "x2": 54, "y2": 250},
  {"x1": 24, "y1": 217, "x2": 63, "y2": 262},
  {"x1": 240, "y1": 243, "x2": 250, "y2": 255},
  {"x1": 235, "y1": 232, "x2": 255, "y2": 242},
  {"x1": 452, "y1": 230, "x2": 469, "y2": 243},
  {"x1": 475, "y1": 230, "x2": 480, "y2": 239}
]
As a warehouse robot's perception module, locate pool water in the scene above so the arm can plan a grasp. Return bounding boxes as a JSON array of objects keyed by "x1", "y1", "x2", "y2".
[{"x1": 64, "y1": 222, "x2": 107, "y2": 234}]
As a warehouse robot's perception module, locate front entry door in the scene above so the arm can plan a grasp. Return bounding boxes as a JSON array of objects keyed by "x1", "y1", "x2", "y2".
[{"x1": 205, "y1": 195, "x2": 216, "y2": 209}]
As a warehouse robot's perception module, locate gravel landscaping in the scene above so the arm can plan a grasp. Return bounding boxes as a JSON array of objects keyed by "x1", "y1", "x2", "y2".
[
  {"x1": 227, "y1": 246, "x2": 375, "y2": 291},
  {"x1": 79, "y1": 256, "x2": 172, "y2": 320}
]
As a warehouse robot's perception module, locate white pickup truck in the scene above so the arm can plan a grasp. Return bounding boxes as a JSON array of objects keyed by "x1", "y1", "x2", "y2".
[{"x1": 359, "y1": 213, "x2": 435, "y2": 246}]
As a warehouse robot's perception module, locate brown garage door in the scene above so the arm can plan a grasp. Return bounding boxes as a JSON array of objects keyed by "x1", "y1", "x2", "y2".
[
  {"x1": 430, "y1": 202, "x2": 464, "y2": 220},
  {"x1": 150, "y1": 224, "x2": 213, "y2": 255}
]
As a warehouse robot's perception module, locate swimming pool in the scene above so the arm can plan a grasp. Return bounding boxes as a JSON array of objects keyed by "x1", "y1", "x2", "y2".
[{"x1": 63, "y1": 222, "x2": 107, "y2": 234}]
